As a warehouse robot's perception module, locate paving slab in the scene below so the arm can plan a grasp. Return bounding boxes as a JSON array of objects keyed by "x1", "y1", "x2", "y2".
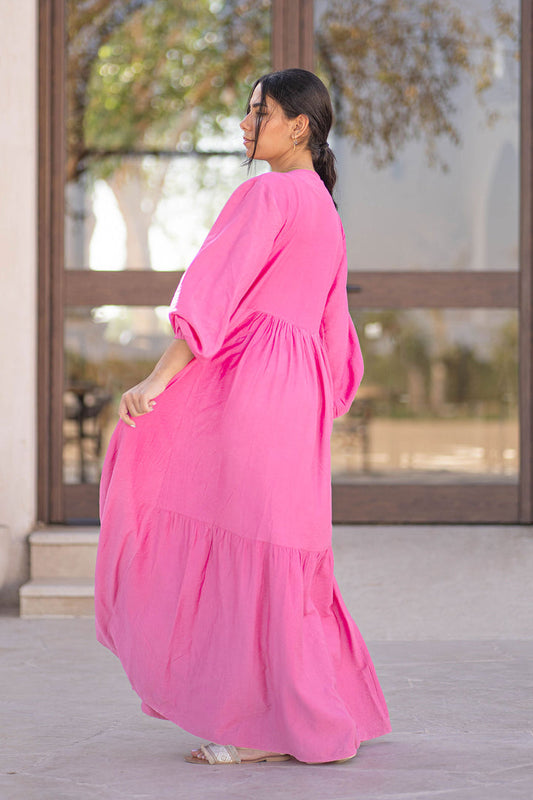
[
  {"x1": 1, "y1": 524, "x2": 533, "y2": 799},
  {"x1": 332, "y1": 524, "x2": 533, "y2": 640},
  {"x1": 0, "y1": 619, "x2": 532, "y2": 800}
]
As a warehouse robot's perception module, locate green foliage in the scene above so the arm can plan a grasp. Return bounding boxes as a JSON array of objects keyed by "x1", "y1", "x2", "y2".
[
  {"x1": 67, "y1": 1, "x2": 520, "y2": 180},
  {"x1": 353, "y1": 311, "x2": 431, "y2": 416},
  {"x1": 316, "y1": 0, "x2": 519, "y2": 170},
  {"x1": 489, "y1": 315, "x2": 519, "y2": 406},
  {"x1": 441, "y1": 344, "x2": 494, "y2": 408},
  {"x1": 352, "y1": 310, "x2": 518, "y2": 418},
  {"x1": 67, "y1": 0, "x2": 271, "y2": 179}
]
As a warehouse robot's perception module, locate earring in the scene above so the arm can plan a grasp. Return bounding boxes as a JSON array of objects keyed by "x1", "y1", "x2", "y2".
[{"x1": 293, "y1": 137, "x2": 298, "y2": 152}]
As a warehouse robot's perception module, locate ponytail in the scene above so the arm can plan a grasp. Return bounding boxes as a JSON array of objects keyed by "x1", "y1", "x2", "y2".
[{"x1": 310, "y1": 141, "x2": 337, "y2": 199}]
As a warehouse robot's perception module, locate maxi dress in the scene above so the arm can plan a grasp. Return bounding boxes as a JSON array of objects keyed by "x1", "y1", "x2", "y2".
[{"x1": 95, "y1": 168, "x2": 391, "y2": 763}]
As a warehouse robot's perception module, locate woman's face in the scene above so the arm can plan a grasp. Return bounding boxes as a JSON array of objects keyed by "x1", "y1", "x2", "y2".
[{"x1": 240, "y1": 84, "x2": 298, "y2": 163}]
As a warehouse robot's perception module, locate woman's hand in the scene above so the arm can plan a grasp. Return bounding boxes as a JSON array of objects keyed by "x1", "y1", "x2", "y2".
[
  {"x1": 118, "y1": 373, "x2": 168, "y2": 428},
  {"x1": 117, "y1": 338, "x2": 195, "y2": 428}
]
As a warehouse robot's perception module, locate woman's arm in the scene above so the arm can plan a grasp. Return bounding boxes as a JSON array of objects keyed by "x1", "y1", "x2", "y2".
[
  {"x1": 320, "y1": 234, "x2": 364, "y2": 418},
  {"x1": 168, "y1": 174, "x2": 283, "y2": 359},
  {"x1": 118, "y1": 338, "x2": 194, "y2": 428}
]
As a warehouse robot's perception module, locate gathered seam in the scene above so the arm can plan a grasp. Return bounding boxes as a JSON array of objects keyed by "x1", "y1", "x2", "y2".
[
  {"x1": 238, "y1": 308, "x2": 320, "y2": 337},
  {"x1": 146, "y1": 503, "x2": 332, "y2": 557}
]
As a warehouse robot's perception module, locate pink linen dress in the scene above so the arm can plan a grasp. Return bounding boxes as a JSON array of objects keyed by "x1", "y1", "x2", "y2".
[{"x1": 95, "y1": 168, "x2": 391, "y2": 763}]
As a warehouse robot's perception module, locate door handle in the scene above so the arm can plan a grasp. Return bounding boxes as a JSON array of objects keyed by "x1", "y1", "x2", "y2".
[{"x1": 347, "y1": 284, "x2": 362, "y2": 293}]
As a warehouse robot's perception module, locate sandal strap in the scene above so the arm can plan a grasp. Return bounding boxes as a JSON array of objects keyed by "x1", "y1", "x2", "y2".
[{"x1": 200, "y1": 743, "x2": 241, "y2": 764}]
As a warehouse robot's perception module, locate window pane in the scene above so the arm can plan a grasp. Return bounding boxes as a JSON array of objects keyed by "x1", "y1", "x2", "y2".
[
  {"x1": 64, "y1": 305, "x2": 173, "y2": 484},
  {"x1": 65, "y1": 306, "x2": 518, "y2": 487},
  {"x1": 65, "y1": 153, "x2": 269, "y2": 271},
  {"x1": 332, "y1": 309, "x2": 519, "y2": 482},
  {"x1": 315, "y1": 0, "x2": 520, "y2": 271},
  {"x1": 65, "y1": 0, "x2": 271, "y2": 270}
]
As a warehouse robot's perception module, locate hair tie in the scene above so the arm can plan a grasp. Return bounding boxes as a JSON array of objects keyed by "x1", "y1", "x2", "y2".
[{"x1": 319, "y1": 141, "x2": 329, "y2": 150}]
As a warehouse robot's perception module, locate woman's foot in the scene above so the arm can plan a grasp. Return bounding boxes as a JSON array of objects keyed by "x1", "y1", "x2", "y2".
[{"x1": 190, "y1": 744, "x2": 287, "y2": 762}]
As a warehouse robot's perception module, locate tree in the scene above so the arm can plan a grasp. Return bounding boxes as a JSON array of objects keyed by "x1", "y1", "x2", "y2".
[
  {"x1": 67, "y1": 0, "x2": 271, "y2": 180},
  {"x1": 65, "y1": 0, "x2": 520, "y2": 272},
  {"x1": 66, "y1": 0, "x2": 271, "y2": 270},
  {"x1": 353, "y1": 310, "x2": 432, "y2": 416},
  {"x1": 316, "y1": 0, "x2": 519, "y2": 170}
]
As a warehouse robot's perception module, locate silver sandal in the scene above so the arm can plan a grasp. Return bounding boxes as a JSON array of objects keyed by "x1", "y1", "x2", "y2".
[{"x1": 184, "y1": 742, "x2": 293, "y2": 765}]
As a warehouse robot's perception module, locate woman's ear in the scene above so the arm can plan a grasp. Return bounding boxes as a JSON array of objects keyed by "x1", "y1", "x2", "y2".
[{"x1": 291, "y1": 113, "x2": 310, "y2": 139}]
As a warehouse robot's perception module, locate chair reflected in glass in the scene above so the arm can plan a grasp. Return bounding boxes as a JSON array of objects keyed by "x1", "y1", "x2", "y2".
[
  {"x1": 64, "y1": 382, "x2": 112, "y2": 484},
  {"x1": 332, "y1": 393, "x2": 374, "y2": 477}
]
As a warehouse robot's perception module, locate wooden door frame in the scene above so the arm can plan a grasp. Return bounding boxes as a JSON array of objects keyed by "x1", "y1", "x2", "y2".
[
  {"x1": 38, "y1": 0, "x2": 313, "y2": 522},
  {"x1": 272, "y1": 0, "x2": 314, "y2": 71},
  {"x1": 38, "y1": 0, "x2": 533, "y2": 523},
  {"x1": 277, "y1": 0, "x2": 532, "y2": 523},
  {"x1": 38, "y1": 0, "x2": 65, "y2": 522},
  {"x1": 519, "y1": 0, "x2": 533, "y2": 522}
]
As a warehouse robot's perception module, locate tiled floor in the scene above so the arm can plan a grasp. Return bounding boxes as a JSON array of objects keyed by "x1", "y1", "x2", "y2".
[{"x1": 1, "y1": 525, "x2": 533, "y2": 799}]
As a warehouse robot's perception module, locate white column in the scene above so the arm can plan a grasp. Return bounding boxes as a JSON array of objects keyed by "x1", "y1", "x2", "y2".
[{"x1": 0, "y1": 1, "x2": 37, "y2": 605}]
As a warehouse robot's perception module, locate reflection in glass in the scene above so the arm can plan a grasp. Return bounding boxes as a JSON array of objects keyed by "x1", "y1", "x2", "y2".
[
  {"x1": 332, "y1": 309, "x2": 519, "y2": 482},
  {"x1": 315, "y1": 0, "x2": 520, "y2": 271},
  {"x1": 63, "y1": 306, "x2": 519, "y2": 483},
  {"x1": 65, "y1": 0, "x2": 271, "y2": 270},
  {"x1": 65, "y1": 306, "x2": 518, "y2": 487},
  {"x1": 66, "y1": 154, "x2": 269, "y2": 270},
  {"x1": 64, "y1": 306, "x2": 173, "y2": 483}
]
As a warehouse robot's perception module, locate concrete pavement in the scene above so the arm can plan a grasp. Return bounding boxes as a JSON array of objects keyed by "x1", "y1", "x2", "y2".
[{"x1": 1, "y1": 525, "x2": 533, "y2": 799}]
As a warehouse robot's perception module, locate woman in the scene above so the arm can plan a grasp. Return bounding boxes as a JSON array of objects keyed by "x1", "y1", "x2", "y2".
[{"x1": 95, "y1": 68, "x2": 391, "y2": 766}]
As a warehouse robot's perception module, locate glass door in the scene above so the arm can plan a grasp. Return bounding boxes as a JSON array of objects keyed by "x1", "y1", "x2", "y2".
[
  {"x1": 39, "y1": 0, "x2": 532, "y2": 523},
  {"x1": 315, "y1": 0, "x2": 526, "y2": 521},
  {"x1": 40, "y1": 0, "x2": 272, "y2": 521}
]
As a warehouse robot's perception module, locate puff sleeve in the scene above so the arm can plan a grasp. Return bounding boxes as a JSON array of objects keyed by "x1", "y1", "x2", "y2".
[
  {"x1": 319, "y1": 230, "x2": 364, "y2": 418},
  {"x1": 169, "y1": 175, "x2": 284, "y2": 360}
]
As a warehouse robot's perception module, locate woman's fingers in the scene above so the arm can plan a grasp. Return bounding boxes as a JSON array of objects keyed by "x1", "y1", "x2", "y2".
[
  {"x1": 138, "y1": 392, "x2": 155, "y2": 415},
  {"x1": 127, "y1": 391, "x2": 143, "y2": 417},
  {"x1": 130, "y1": 390, "x2": 155, "y2": 416},
  {"x1": 118, "y1": 386, "x2": 157, "y2": 427},
  {"x1": 118, "y1": 394, "x2": 136, "y2": 427}
]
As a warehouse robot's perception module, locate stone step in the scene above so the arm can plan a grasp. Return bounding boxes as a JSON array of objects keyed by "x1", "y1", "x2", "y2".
[
  {"x1": 29, "y1": 528, "x2": 99, "y2": 579},
  {"x1": 19, "y1": 578, "x2": 95, "y2": 617},
  {"x1": 18, "y1": 528, "x2": 99, "y2": 617}
]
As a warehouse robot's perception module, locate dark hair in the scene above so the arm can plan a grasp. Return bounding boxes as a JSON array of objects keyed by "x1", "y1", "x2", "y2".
[{"x1": 245, "y1": 68, "x2": 337, "y2": 198}]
